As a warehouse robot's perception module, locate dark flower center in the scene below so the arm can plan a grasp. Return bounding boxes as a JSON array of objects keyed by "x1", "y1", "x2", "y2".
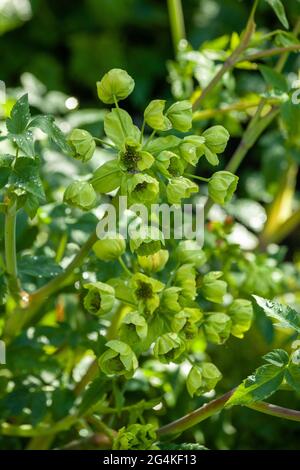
[
  {"x1": 88, "y1": 290, "x2": 102, "y2": 313},
  {"x1": 135, "y1": 281, "x2": 153, "y2": 299},
  {"x1": 120, "y1": 145, "x2": 140, "y2": 171},
  {"x1": 134, "y1": 182, "x2": 148, "y2": 192}
]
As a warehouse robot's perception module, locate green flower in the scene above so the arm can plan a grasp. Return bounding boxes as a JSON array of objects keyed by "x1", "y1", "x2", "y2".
[
  {"x1": 63, "y1": 181, "x2": 97, "y2": 211},
  {"x1": 175, "y1": 240, "x2": 207, "y2": 268},
  {"x1": 156, "y1": 150, "x2": 186, "y2": 177},
  {"x1": 172, "y1": 307, "x2": 203, "y2": 340},
  {"x1": 208, "y1": 171, "x2": 238, "y2": 205},
  {"x1": 130, "y1": 226, "x2": 164, "y2": 256},
  {"x1": 166, "y1": 176, "x2": 198, "y2": 204},
  {"x1": 166, "y1": 100, "x2": 193, "y2": 132},
  {"x1": 174, "y1": 263, "x2": 197, "y2": 304},
  {"x1": 203, "y1": 313, "x2": 232, "y2": 344},
  {"x1": 131, "y1": 272, "x2": 164, "y2": 315},
  {"x1": 144, "y1": 100, "x2": 172, "y2": 131},
  {"x1": 160, "y1": 287, "x2": 182, "y2": 313},
  {"x1": 67, "y1": 128, "x2": 96, "y2": 163},
  {"x1": 187, "y1": 363, "x2": 222, "y2": 397},
  {"x1": 138, "y1": 249, "x2": 169, "y2": 273},
  {"x1": 119, "y1": 138, "x2": 154, "y2": 172},
  {"x1": 154, "y1": 332, "x2": 185, "y2": 363},
  {"x1": 113, "y1": 424, "x2": 157, "y2": 450},
  {"x1": 124, "y1": 173, "x2": 159, "y2": 205},
  {"x1": 119, "y1": 311, "x2": 148, "y2": 341},
  {"x1": 93, "y1": 233, "x2": 126, "y2": 261},
  {"x1": 83, "y1": 282, "x2": 115, "y2": 315},
  {"x1": 180, "y1": 135, "x2": 205, "y2": 166},
  {"x1": 227, "y1": 299, "x2": 253, "y2": 338},
  {"x1": 200, "y1": 271, "x2": 227, "y2": 303},
  {"x1": 99, "y1": 340, "x2": 138, "y2": 378},
  {"x1": 202, "y1": 125, "x2": 229, "y2": 154},
  {"x1": 97, "y1": 68, "x2": 135, "y2": 104}
]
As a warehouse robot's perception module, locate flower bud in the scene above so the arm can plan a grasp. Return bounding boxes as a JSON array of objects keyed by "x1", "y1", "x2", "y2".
[
  {"x1": 99, "y1": 340, "x2": 138, "y2": 378},
  {"x1": 144, "y1": 100, "x2": 172, "y2": 131},
  {"x1": 174, "y1": 264, "x2": 197, "y2": 304},
  {"x1": 124, "y1": 173, "x2": 159, "y2": 205},
  {"x1": 166, "y1": 176, "x2": 198, "y2": 204},
  {"x1": 200, "y1": 271, "x2": 227, "y2": 303},
  {"x1": 208, "y1": 171, "x2": 238, "y2": 205},
  {"x1": 131, "y1": 272, "x2": 164, "y2": 315},
  {"x1": 113, "y1": 424, "x2": 157, "y2": 450},
  {"x1": 138, "y1": 249, "x2": 169, "y2": 273},
  {"x1": 187, "y1": 363, "x2": 222, "y2": 397},
  {"x1": 83, "y1": 282, "x2": 115, "y2": 315},
  {"x1": 203, "y1": 312, "x2": 232, "y2": 344},
  {"x1": 166, "y1": 100, "x2": 193, "y2": 132},
  {"x1": 97, "y1": 68, "x2": 135, "y2": 104},
  {"x1": 93, "y1": 233, "x2": 126, "y2": 261},
  {"x1": 67, "y1": 128, "x2": 96, "y2": 163},
  {"x1": 63, "y1": 181, "x2": 97, "y2": 211},
  {"x1": 175, "y1": 240, "x2": 206, "y2": 268},
  {"x1": 153, "y1": 332, "x2": 185, "y2": 363},
  {"x1": 202, "y1": 125, "x2": 229, "y2": 154},
  {"x1": 160, "y1": 287, "x2": 182, "y2": 313},
  {"x1": 227, "y1": 299, "x2": 253, "y2": 338}
]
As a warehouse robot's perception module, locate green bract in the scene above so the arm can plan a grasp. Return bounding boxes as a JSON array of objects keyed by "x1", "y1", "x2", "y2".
[
  {"x1": 67, "y1": 128, "x2": 96, "y2": 162},
  {"x1": 154, "y1": 332, "x2": 185, "y2": 363},
  {"x1": 124, "y1": 173, "x2": 159, "y2": 205},
  {"x1": 166, "y1": 176, "x2": 198, "y2": 204},
  {"x1": 93, "y1": 233, "x2": 126, "y2": 261},
  {"x1": 99, "y1": 340, "x2": 138, "y2": 377},
  {"x1": 137, "y1": 249, "x2": 169, "y2": 273},
  {"x1": 174, "y1": 263, "x2": 197, "y2": 304},
  {"x1": 97, "y1": 68, "x2": 135, "y2": 104},
  {"x1": 208, "y1": 171, "x2": 238, "y2": 205},
  {"x1": 156, "y1": 150, "x2": 186, "y2": 177},
  {"x1": 83, "y1": 281, "x2": 115, "y2": 315},
  {"x1": 172, "y1": 307, "x2": 202, "y2": 339},
  {"x1": 180, "y1": 135, "x2": 205, "y2": 166},
  {"x1": 63, "y1": 181, "x2": 97, "y2": 211},
  {"x1": 202, "y1": 125, "x2": 229, "y2": 154},
  {"x1": 144, "y1": 99, "x2": 172, "y2": 131},
  {"x1": 187, "y1": 363, "x2": 222, "y2": 397},
  {"x1": 131, "y1": 272, "x2": 164, "y2": 314},
  {"x1": 166, "y1": 100, "x2": 193, "y2": 132},
  {"x1": 204, "y1": 313, "x2": 232, "y2": 344},
  {"x1": 227, "y1": 299, "x2": 253, "y2": 338},
  {"x1": 201, "y1": 271, "x2": 227, "y2": 303},
  {"x1": 130, "y1": 226, "x2": 164, "y2": 256},
  {"x1": 160, "y1": 286, "x2": 182, "y2": 313},
  {"x1": 120, "y1": 311, "x2": 148, "y2": 340},
  {"x1": 113, "y1": 424, "x2": 157, "y2": 450},
  {"x1": 175, "y1": 240, "x2": 207, "y2": 267}
]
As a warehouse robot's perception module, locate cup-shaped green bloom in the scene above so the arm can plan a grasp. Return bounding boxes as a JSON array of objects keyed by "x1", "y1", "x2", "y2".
[
  {"x1": 138, "y1": 249, "x2": 169, "y2": 273},
  {"x1": 175, "y1": 240, "x2": 207, "y2": 268},
  {"x1": 130, "y1": 226, "x2": 164, "y2": 256},
  {"x1": 156, "y1": 150, "x2": 186, "y2": 177},
  {"x1": 97, "y1": 68, "x2": 135, "y2": 104},
  {"x1": 203, "y1": 312, "x2": 232, "y2": 344},
  {"x1": 166, "y1": 100, "x2": 193, "y2": 132},
  {"x1": 160, "y1": 287, "x2": 182, "y2": 313},
  {"x1": 187, "y1": 363, "x2": 222, "y2": 397},
  {"x1": 202, "y1": 125, "x2": 229, "y2": 154},
  {"x1": 174, "y1": 263, "x2": 197, "y2": 304},
  {"x1": 83, "y1": 282, "x2": 115, "y2": 315},
  {"x1": 180, "y1": 135, "x2": 205, "y2": 166},
  {"x1": 113, "y1": 424, "x2": 157, "y2": 450},
  {"x1": 200, "y1": 271, "x2": 227, "y2": 303},
  {"x1": 125, "y1": 173, "x2": 159, "y2": 205},
  {"x1": 208, "y1": 171, "x2": 238, "y2": 205},
  {"x1": 131, "y1": 272, "x2": 164, "y2": 315},
  {"x1": 67, "y1": 128, "x2": 96, "y2": 163},
  {"x1": 119, "y1": 138, "x2": 154, "y2": 172},
  {"x1": 166, "y1": 176, "x2": 198, "y2": 204},
  {"x1": 144, "y1": 100, "x2": 172, "y2": 131},
  {"x1": 99, "y1": 340, "x2": 138, "y2": 378},
  {"x1": 119, "y1": 311, "x2": 148, "y2": 342},
  {"x1": 172, "y1": 307, "x2": 203, "y2": 340},
  {"x1": 154, "y1": 332, "x2": 185, "y2": 363},
  {"x1": 63, "y1": 181, "x2": 97, "y2": 211},
  {"x1": 227, "y1": 299, "x2": 253, "y2": 338},
  {"x1": 93, "y1": 233, "x2": 126, "y2": 261}
]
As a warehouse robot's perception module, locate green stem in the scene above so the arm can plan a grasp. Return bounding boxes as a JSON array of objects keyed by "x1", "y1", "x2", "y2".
[
  {"x1": 239, "y1": 44, "x2": 300, "y2": 63},
  {"x1": 94, "y1": 137, "x2": 117, "y2": 149},
  {"x1": 167, "y1": 0, "x2": 186, "y2": 55},
  {"x1": 185, "y1": 173, "x2": 210, "y2": 182},
  {"x1": 113, "y1": 95, "x2": 127, "y2": 137},
  {"x1": 143, "y1": 130, "x2": 156, "y2": 149},
  {"x1": 4, "y1": 200, "x2": 20, "y2": 298},
  {"x1": 140, "y1": 119, "x2": 145, "y2": 144},
  {"x1": 118, "y1": 256, "x2": 132, "y2": 276}
]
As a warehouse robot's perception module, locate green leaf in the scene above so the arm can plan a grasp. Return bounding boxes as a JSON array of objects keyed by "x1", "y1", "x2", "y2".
[
  {"x1": 0, "y1": 154, "x2": 14, "y2": 189},
  {"x1": 9, "y1": 156, "x2": 46, "y2": 202},
  {"x1": 285, "y1": 363, "x2": 300, "y2": 393},
  {"x1": 147, "y1": 135, "x2": 181, "y2": 154},
  {"x1": 104, "y1": 108, "x2": 140, "y2": 147},
  {"x1": 8, "y1": 131, "x2": 35, "y2": 157},
  {"x1": 253, "y1": 295, "x2": 300, "y2": 333},
  {"x1": 226, "y1": 362, "x2": 285, "y2": 407},
  {"x1": 263, "y1": 349, "x2": 289, "y2": 367},
  {"x1": 265, "y1": 0, "x2": 289, "y2": 29},
  {"x1": 259, "y1": 65, "x2": 288, "y2": 92},
  {"x1": 91, "y1": 159, "x2": 122, "y2": 193},
  {"x1": 23, "y1": 193, "x2": 40, "y2": 219},
  {"x1": 29, "y1": 115, "x2": 71, "y2": 154},
  {"x1": 6, "y1": 94, "x2": 31, "y2": 134},
  {"x1": 18, "y1": 255, "x2": 63, "y2": 279},
  {"x1": 78, "y1": 377, "x2": 107, "y2": 415}
]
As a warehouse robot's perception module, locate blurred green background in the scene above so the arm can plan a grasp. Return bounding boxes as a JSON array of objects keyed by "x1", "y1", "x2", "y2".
[{"x1": 1, "y1": 0, "x2": 300, "y2": 450}]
